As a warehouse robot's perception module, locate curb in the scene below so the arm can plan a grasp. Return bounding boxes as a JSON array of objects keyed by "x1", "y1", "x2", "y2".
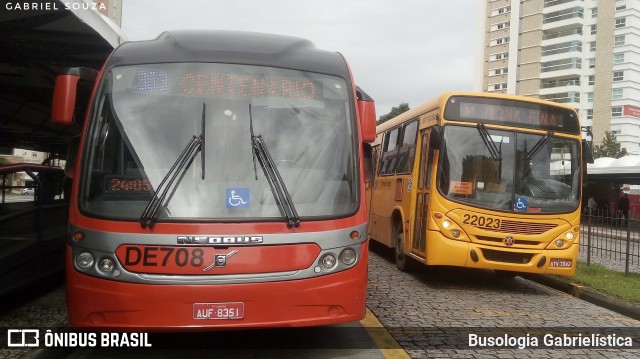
[{"x1": 524, "y1": 273, "x2": 640, "y2": 321}]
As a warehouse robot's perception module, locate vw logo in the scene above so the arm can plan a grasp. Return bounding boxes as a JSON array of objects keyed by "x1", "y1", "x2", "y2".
[{"x1": 503, "y1": 236, "x2": 515, "y2": 246}]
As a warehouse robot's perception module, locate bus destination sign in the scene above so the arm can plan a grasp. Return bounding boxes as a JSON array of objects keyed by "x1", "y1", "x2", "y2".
[
  {"x1": 444, "y1": 96, "x2": 580, "y2": 134},
  {"x1": 180, "y1": 73, "x2": 318, "y2": 99},
  {"x1": 132, "y1": 69, "x2": 320, "y2": 100}
]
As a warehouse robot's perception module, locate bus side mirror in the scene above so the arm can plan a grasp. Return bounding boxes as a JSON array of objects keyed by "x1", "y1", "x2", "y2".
[
  {"x1": 363, "y1": 143, "x2": 374, "y2": 183},
  {"x1": 51, "y1": 74, "x2": 80, "y2": 125},
  {"x1": 51, "y1": 67, "x2": 98, "y2": 125},
  {"x1": 429, "y1": 125, "x2": 442, "y2": 149},
  {"x1": 582, "y1": 139, "x2": 594, "y2": 164},
  {"x1": 356, "y1": 86, "x2": 376, "y2": 143},
  {"x1": 65, "y1": 136, "x2": 80, "y2": 179}
]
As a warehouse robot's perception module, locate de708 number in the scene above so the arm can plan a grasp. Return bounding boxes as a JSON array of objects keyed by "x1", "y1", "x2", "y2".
[{"x1": 123, "y1": 246, "x2": 204, "y2": 267}]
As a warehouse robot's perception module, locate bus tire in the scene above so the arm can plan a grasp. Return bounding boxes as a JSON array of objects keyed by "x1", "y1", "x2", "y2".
[{"x1": 393, "y1": 222, "x2": 413, "y2": 272}]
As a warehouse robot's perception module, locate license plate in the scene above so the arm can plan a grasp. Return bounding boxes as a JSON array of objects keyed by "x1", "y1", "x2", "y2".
[
  {"x1": 549, "y1": 258, "x2": 573, "y2": 268},
  {"x1": 193, "y1": 302, "x2": 244, "y2": 320}
]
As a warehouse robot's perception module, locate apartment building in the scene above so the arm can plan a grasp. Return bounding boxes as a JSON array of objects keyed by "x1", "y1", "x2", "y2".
[{"x1": 478, "y1": 0, "x2": 640, "y2": 154}]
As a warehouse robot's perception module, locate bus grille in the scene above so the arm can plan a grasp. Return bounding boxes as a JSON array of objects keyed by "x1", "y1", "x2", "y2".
[
  {"x1": 481, "y1": 249, "x2": 533, "y2": 264},
  {"x1": 497, "y1": 220, "x2": 557, "y2": 235},
  {"x1": 476, "y1": 236, "x2": 540, "y2": 247}
]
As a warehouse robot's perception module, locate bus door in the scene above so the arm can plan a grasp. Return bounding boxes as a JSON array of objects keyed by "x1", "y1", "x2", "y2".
[{"x1": 411, "y1": 128, "x2": 434, "y2": 258}]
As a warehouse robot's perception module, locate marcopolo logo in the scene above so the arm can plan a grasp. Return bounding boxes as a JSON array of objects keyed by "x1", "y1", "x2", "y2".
[
  {"x1": 7, "y1": 329, "x2": 39, "y2": 347},
  {"x1": 177, "y1": 236, "x2": 264, "y2": 245}
]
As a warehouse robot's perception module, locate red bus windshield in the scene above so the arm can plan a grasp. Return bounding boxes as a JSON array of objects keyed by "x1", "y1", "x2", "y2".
[{"x1": 80, "y1": 63, "x2": 358, "y2": 222}]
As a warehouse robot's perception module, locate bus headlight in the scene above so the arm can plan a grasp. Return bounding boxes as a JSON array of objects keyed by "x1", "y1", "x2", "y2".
[
  {"x1": 566, "y1": 232, "x2": 574, "y2": 240},
  {"x1": 98, "y1": 258, "x2": 115, "y2": 273},
  {"x1": 451, "y1": 229, "x2": 461, "y2": 238},
  {"x1": 339, "y1": 248, "x2": 357, "y2": 265},
  {"x1": 76, "y1": 252, "x2": 95, "y2": 270},
  {"x1": 555, "y1": 239, "x2": 564, "y2": 248},
  {"x1": 321, "y1": 254, "x2": 337, "y2": 269},
  {"x1": 442, "y1": 220, "x2": 451, "y2": 229}
]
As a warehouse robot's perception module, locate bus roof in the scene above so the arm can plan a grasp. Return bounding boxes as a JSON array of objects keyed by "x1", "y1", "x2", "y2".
[
  {"x1": 376, "y1": 95, "x2": 444, "y2": 135},
  {"x1": 107, "y1": 30, "x2": 351, "y2": 79},
  {"x1": 376, "y1": 92, "x2": 579, "y2": 135}
]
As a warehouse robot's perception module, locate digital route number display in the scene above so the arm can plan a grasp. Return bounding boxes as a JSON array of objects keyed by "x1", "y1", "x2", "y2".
[
  {"x1": 105, "y1": 176, "x2": 152, "y2": 193},
  {"x1": 443, "y1": 96, "x2": 580, "y2": 134}
]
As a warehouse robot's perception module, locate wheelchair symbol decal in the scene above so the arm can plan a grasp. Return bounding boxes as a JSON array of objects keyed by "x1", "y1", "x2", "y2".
[
  {"x1": 226, "y1": 188, "x2": 250, "y2": 208},
  {"x1": 514, "y1": 196, "x2": 528, "y2": 211}
]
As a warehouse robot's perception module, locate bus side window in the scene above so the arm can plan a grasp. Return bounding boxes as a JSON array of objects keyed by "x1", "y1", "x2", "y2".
[
  {"x1": 426, "y1": 133, "x2": 435, "y2": 189},
  {"x1": 396, "y1": 120, "x2": 418, "y2": 174},
  {"x1": 418, "y1": 128, "x2": 435, "y2": 190},
  {"x1": 378, "y1": 127, "x2": 400, "y2": 175},
  {"x1": 372, "y1": 146, "x2": 379, "y2": 177},
  {"x1": 418, "y1": 132, "x2": 429, "y2": 189}
]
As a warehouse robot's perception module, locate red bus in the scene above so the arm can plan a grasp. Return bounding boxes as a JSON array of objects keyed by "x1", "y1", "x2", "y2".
[{"x1": 51, "y1": 31, "x2": 376, "y2": 328}]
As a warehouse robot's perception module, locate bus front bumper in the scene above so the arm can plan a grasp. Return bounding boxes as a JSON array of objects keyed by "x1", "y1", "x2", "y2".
[
  {"x1": 425, "y1": 231, "x2": 578, "y2": 276},
  {"x1": 65, "y1": 246, "x2": 368, "y2": 328}
]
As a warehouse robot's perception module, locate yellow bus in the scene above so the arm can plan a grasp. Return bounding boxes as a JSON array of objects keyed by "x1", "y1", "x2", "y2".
[{"x1": 367, "y1": 92, "x2": 591, "y2": 277}]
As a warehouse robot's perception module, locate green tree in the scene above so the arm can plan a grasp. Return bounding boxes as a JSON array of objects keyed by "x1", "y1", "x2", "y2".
[
  {"x1": 594, "y1": 131, "x2": 627, "y2": 159},
  {"x1": 378, "y1": 102, "x2": 410, "y2": 124}
]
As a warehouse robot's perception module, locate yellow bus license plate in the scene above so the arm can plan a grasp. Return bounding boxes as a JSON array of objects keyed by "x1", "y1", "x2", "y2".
[{"x1": 549, "y1": 258, "x2": 573, "y2": 268}]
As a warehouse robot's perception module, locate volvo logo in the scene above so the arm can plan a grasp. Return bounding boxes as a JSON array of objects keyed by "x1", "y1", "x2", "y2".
[
  {"x1": 503, "y1": 236, "x2": 516, "y2": 246},
  {"x1": 177, "y1": 236, "x2": 263, "y2": 245},
  {"x1": 203, "y1": 250, "x2": 238, "y2": 271}
]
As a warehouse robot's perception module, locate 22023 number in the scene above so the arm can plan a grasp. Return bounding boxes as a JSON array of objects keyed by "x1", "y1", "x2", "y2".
[{"x1": 462, "y1": 214, "x2": 501, "y2": 229}]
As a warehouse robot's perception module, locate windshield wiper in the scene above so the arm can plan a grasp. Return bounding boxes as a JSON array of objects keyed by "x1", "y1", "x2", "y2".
[
  {"x1": 477, "y1": 123, "x2": 502, "y2": 161},
  {"x1": 249, "y1": 104, "x2": 300, "y2": 228},
  {"x1": 140, "y1": 103, "x2": 206, "y2": 228},
  {"x1": 249, "y1": 105, "x2": 259, "y2": 181},
  {"x1": 527, "y1": 130, "x2": 554, "y2": 160},
  {"x1": 200, "y1": 103, "x2": 206, "y2": 179}
]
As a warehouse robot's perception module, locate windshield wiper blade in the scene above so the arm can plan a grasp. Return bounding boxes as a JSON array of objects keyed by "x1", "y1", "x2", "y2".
[
  {"x1": 139, "y1": 104, "x2": 206, "y2": 228},
  {"x1": 249, "y1": 105, "x2": 300, "y2": 228},
  {"x1": 249, "y1": 104, "x2": 258, "y2": 181},
  {"x1": 527, "y1": 130, "x2": 554, "y2": 160},
  {"x1": 201, "y1": 103, "x2": 206, "y2": 180},
  {"x1": 477, "y1": 123, "x2": 502, "y2": 161},
  {"x1": 139, "y1": 136, "x2": 201, "y2": 227}
]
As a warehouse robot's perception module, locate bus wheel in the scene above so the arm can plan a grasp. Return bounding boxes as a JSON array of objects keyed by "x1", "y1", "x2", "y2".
[
  {"x1": 394, "y1": 223, "x2": 412, "y2": 272},
  {"x1": 494, "y1": 270, "x2": 518, "y2": 279}
]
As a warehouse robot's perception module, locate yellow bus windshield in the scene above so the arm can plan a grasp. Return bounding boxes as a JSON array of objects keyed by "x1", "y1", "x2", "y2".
[{"x1": 437, "y1": 125, "x2": 581, "y2": 213}]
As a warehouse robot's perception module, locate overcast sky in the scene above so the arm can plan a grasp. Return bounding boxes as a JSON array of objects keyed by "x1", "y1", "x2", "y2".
[{"x1": 121, "y1": 0, "x2": 479, "y2": 117}]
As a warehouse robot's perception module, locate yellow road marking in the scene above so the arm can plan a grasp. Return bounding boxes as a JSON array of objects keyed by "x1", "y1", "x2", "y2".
[{"x1": 360, "y1": 308, "x2": 411, "y2": 359}]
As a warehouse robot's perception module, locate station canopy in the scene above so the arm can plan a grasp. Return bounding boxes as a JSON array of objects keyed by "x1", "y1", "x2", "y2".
[
  {"x1": 587, "y1": 155, "x2": 640, "y2": 185},
  {"x1": 0, "y1": 0, "x2": 125, "y2": 156}
]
